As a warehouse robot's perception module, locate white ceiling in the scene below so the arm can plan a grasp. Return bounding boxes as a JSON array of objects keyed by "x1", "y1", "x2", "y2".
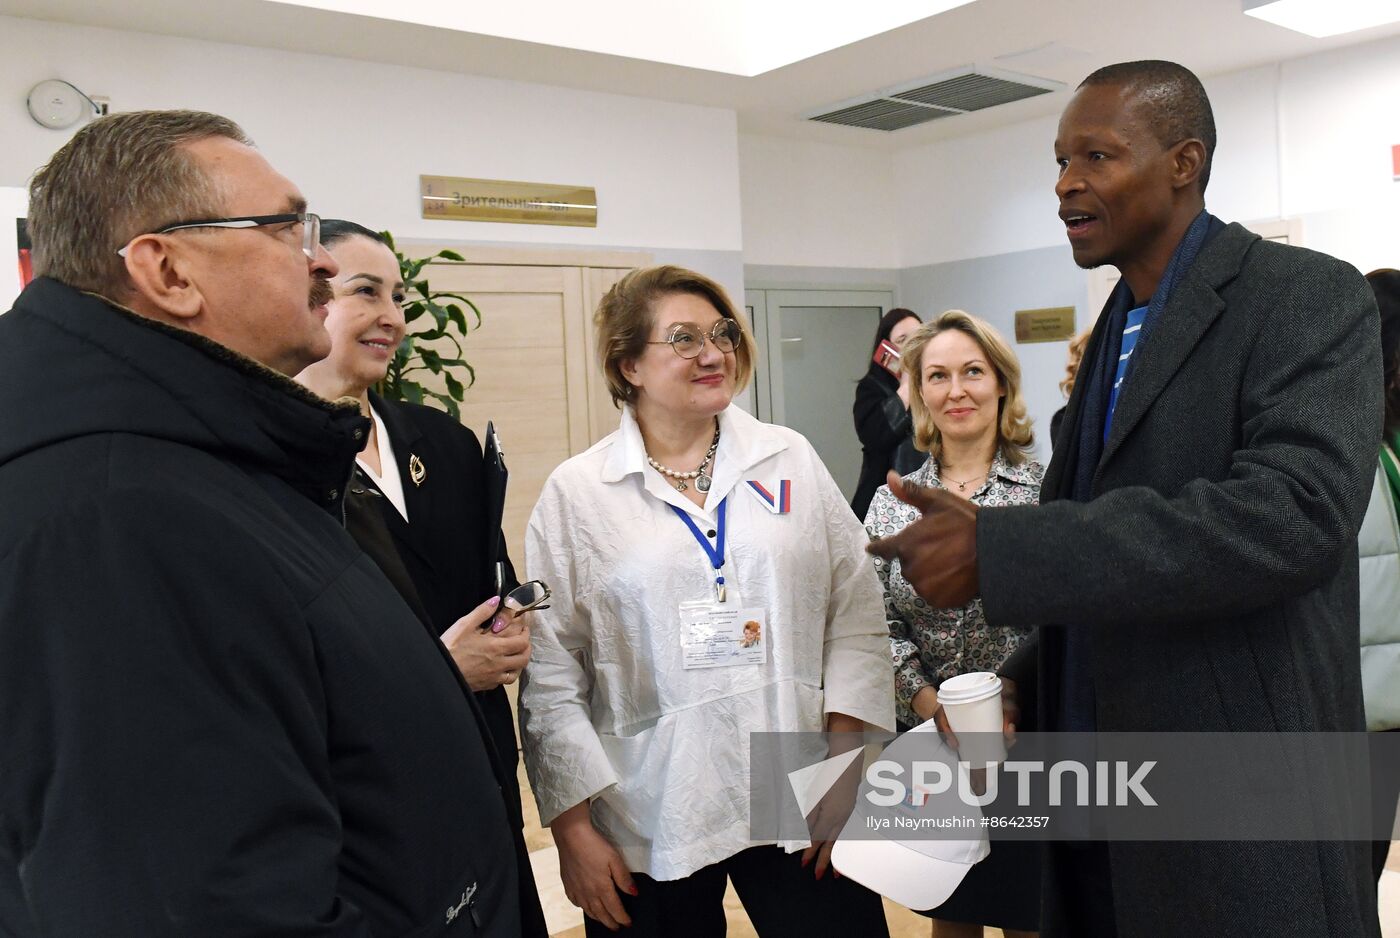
[
  {"x1": 4, "y1": 0, "x2": 1400, "y2": 149},
  {"x1": 259, "y1": 0, "x2": 977, "y2": 76}
]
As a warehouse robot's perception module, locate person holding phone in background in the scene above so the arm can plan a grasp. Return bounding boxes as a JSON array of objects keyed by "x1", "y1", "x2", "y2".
[
  {"x1": 853, "y1": 308, "x2": 924, "y2": 520},
  {"x1": 295, "y1": 219, "x2": 547, "y2": 938}
]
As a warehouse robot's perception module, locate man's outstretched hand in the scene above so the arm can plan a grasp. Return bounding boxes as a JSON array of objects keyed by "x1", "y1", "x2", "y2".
[{"x1": 867, "y1": 470, "x2": 981, "y2": 608}]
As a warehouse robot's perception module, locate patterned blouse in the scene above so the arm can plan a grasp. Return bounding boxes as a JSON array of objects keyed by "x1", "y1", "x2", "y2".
[{"x1": 864, "y1": 451, "x2": 1044, "y2": 727}]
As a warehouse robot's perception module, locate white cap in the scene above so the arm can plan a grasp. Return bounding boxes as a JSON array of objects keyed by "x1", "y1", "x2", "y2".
[{"x1": 830, "y1": 721, "x2": 990, "y2": 911}]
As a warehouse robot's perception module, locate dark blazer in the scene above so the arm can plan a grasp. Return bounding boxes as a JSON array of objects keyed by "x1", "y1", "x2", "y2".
[
  {"x1": 358, "y1": 393, "x2": 520, "y2": 785},
  {"x1": 981, "y1": 225, "x2": 1383, "y2": 936},
  {"x1": 348, "y1": 394, "x2": 550, "y2": 938},
  {"x1": 0, "y1": 280, "x2": 519, "y2": 936},
  {"x1": 852, "y1": 366, "x2": 916, "y2": 520}
]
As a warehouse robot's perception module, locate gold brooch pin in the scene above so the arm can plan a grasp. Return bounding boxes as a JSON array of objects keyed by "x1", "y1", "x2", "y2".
[{"x1": 409, "y1": 454, "x2": 427, "y2": 486}]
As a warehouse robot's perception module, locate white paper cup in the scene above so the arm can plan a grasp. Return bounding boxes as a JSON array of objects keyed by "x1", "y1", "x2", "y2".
[{"x1": 935, "y1": 672, "x2": 1007, "y2": 766}]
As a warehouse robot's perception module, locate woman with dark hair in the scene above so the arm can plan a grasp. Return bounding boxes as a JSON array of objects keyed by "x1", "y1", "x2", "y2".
[
  {"x1": 851, "y1": 307, "x2": 923, "y2": 519},
  {"x1": 1360, "y1": 267, "x2": 1400, "y2": 888},
  {"x1": 295, "y1": 219, "x2": 548, "y2": 937}
]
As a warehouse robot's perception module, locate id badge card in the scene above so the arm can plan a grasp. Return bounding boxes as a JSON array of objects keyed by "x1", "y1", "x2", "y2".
[{"x1": 679, "y1": 600, "x2": 767, "y2": 670}]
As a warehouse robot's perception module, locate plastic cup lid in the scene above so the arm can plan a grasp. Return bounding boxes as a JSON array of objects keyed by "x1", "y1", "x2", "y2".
[{"x1": 935, "y1": 671, "x2": 1002, "y2": 705}]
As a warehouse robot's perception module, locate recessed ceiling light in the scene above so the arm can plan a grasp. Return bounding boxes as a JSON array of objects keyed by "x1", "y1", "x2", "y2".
[
  {"x1": 1243, "y1": 0, "x2": 1400, "y2": 38},
  {"x1": 262, "y1": 0, "x2": 978, "y2": 76}
]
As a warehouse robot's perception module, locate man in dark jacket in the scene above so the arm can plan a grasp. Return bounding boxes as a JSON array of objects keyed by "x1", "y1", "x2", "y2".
[
  {"x1": 869, "y1": 62, "x2": 1382, "y2": 936},
  {"x1": 0, "y1": 110, "x2": 519, "y2": 936}
]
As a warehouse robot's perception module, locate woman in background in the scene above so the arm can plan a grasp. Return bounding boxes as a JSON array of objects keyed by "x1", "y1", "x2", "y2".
[
  {"x1": 1049, "y1": 329, "x2": 1091, "y2": 447},
  {"x1": 852, "y1": 308, "x2": 923, "y2": 519},
  {"x1": 864, "y1": 310, "x2": 1042, "y2": 938},
  {"x1": 296, "y1": 220, "x2": 547, "y2": 938},
  {"x1": 521, "y1": 265, "x2": 894, "y2": 937}
]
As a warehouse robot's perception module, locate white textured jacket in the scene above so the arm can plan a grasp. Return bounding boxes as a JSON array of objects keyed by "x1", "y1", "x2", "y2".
[
  {"x1": 1360, "y1": 458, "x2": 1400, "y2": 732},
  {"x1": 520, "y1": 404, "x2": 894, "y2": 880}
]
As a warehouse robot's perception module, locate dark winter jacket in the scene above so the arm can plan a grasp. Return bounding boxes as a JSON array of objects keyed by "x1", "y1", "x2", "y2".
[{"x1": 0, "y1": 278, "x2": 519, "y2": 936}]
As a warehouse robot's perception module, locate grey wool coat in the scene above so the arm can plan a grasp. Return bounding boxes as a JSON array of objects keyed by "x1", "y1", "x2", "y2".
[{"x1": 984, "y1": 223, "x2": 1384, "y2": 937}]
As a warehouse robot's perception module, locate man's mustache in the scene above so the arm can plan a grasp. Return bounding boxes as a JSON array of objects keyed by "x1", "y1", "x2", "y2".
[{"x1": 309, "y1": 278, "x2": 333, "y2": 309}]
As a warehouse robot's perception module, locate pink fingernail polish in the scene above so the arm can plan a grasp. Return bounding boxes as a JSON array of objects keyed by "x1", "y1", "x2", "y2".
[
  {"x1": 488, "y1": 596, "x2": 501, "y2": 607},
  {"x1": 490, "y1": 617, "x2": 507, "y2": 633}
]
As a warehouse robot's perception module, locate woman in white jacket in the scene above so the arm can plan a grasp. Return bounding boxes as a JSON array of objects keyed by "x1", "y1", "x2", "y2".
[{"x1": 520, "y1": 266, "x2": 894, "y2": 937}]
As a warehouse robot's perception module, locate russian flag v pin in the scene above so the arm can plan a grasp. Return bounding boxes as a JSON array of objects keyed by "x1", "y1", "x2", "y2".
[{"x1": 744, "y1": 479, "x2": 791, "y2": 514}]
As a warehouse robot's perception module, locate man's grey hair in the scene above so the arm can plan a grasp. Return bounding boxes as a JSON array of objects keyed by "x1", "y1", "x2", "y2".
[{"x1": 27, "y1": 110, "x2": 251, "y2": 297}]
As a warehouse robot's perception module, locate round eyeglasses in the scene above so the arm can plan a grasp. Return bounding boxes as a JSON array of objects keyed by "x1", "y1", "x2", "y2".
[
  {"x1": 647, "y1": 320, "x2": 743, "y2": 360},
  {"x1": 116, "y1": 212, "x2": 322, "y2": 259}
]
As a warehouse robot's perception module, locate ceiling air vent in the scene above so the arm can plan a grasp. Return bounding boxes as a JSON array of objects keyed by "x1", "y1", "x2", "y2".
[
  {"x1": 810, "y1": 98, "x2": 958, "y2": 132},
  {"x1": 806, "y1": 65, "x2": 1063, "y2": 133}
]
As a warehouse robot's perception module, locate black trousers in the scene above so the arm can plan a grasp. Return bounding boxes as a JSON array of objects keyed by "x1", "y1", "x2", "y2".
[
  {"x1": 1044, "y1": 842, "x2": 1117, "y2": 938},
  {"x1": 1372, "y1": 729, "x2": 1400, "y2": 885},
  {"x1": 582, "y1": 845, "x2": 889, "y2": 938}
]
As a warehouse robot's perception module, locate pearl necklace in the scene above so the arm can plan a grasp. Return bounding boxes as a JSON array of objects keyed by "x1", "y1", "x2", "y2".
[{"x1": 647, "y1": 421, "x2": 720, "y2": 493}]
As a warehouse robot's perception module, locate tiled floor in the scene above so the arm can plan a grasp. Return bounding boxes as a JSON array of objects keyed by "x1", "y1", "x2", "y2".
[{"x1": 523, "y1": 760, "x2": 1400, "y2": 937}]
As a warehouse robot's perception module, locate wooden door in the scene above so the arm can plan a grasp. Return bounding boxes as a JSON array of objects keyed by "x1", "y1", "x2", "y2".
[
  {"x1": 415, "y1": 263, "x2": 589, "y2": 568},
  {"x1": 412, "y1": 259, "x2": 644, "y2": 568}
]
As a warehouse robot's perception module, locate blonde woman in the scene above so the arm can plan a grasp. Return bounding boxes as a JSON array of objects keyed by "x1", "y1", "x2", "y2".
[
  {"x1": 864, "y1": 310, "x2": 1042, "y2": 938},
  {"x1": 1050, "y1": 329, "x2": 1093, "y2": 446},
  {"x1": 521, "y1": 266, "x2": 894, "y2": 937}
]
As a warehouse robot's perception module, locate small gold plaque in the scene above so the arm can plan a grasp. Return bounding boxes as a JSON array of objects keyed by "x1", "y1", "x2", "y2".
[
  {"x1": 1014, "y1": 307, "x2": 1076, "y2": 344},
  {"x1": 420, "y1": 175, "x2": 597, "y2": 228}
]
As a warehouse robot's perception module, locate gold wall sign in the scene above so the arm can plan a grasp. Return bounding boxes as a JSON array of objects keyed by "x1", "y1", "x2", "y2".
[
  {"x1": 1014, "y1": 306, "x2": 1076, "y2": 344},
  {"x1": 420, "y1": 175, "x2": 597, "y2": 228}
]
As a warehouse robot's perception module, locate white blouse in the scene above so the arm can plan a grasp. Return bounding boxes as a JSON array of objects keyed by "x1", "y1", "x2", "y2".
[
  {"x1": 356, "y1": 405, "x2": 408, "y2": 522},
  {"x1": 521, "y1": 404, "x2": 894, "y2": 881}
]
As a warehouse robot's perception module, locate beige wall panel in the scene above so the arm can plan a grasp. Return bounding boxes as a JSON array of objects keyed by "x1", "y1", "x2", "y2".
[
  {"x1": 583, "y1": 266, "x2": 636, "y2": 445},
  {"x1": 456, "y1": 296, "x2": 565, "y2": 349},
  {"x1": 411, "y1": 262, "x2": 589, "y2": 567},
  {"x1": 458, "y1": 402, "x2": 568, "y2": 456}
]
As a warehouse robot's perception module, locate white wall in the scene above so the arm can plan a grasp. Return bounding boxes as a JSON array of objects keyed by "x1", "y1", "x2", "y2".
[
  {"x1": 1, "y1": 186, "x2": 28, "y2": 311},
  {"x1": 738, "y1": 133, "x2": 897, "y2": 268},
  {"x1": 0, "y1": 15, "x2": 742, "y2": 254},
  {"x1": 1279, "y1": 35, "x2": 1400, "y2": 274},
  {"x1": 888, "y1": 65, "x2": 1285, "y2": 269},
  {"x1": 884, "y1": 34, "x2": 1400, "y2": 273},
  {"x1": 893, "y1": 114, "x2": 1062, "y2": 268}
]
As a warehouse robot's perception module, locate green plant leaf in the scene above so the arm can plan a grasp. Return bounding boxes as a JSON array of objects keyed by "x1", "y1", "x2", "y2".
[
  {"x1": 425, "y1": 390, "x2": 461, "y2": 419},
  {"x1": 385, "y1": 232, "x2": 477, "y2": 412},
  {"x1": 444, "y1": 304, "x2": 468, "y2": 336}
]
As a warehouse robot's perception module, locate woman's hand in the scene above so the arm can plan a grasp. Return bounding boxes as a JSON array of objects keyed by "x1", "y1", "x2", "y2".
[
  {"x1": 896, "y1": 368, "x2": 912, "y2": 407},
  {"x1": 440, "y1": 596, "x2": 533, "y2": 691},
  {"x1": 552, "y1": 803, "x2": 636, "y2": 931}
]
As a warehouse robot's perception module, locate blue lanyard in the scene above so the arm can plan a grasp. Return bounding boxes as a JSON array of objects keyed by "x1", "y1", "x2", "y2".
[{"x1": 669, "y1": 496, "x2": 728, "y2": 603}]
